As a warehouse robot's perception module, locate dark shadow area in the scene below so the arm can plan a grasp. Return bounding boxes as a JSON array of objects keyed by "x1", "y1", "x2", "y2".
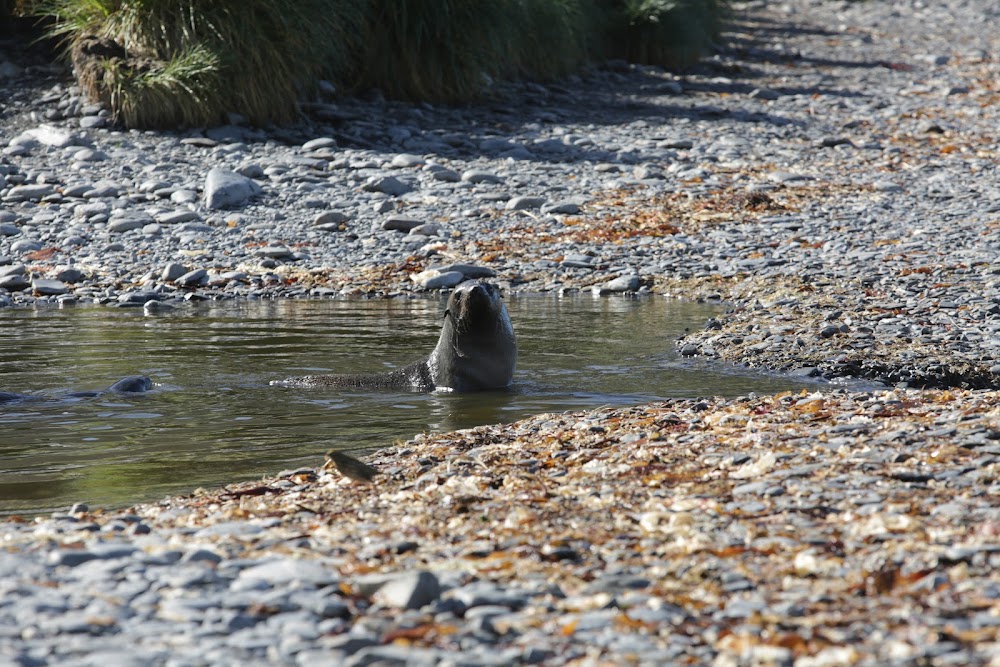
[
  {"x1": 2, "y1": 5, "x2": 892, "y2": 167},
  {"x1": 283, "y1": 9, "x2": 885, "y2": 165}
]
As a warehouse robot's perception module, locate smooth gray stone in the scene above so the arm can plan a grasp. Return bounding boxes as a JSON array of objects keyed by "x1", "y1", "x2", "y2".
[
  {"x1": 204, "y1": 168, "x2": 262, "y2": 209},
  {"x1": 161, "y1": 262, "x2": 188, "y2": 281},
  {"x1": 431, "y1": 263, "x2": 496, "y2": 279},
  {"x1": 389, "y1": 153, "x2": 424, "y2": 168},
  {"x1": 372, "y1": 570, "x2": 441, "y2": 610},
  {"x1": 381, "y1": 215, "x2": 422, "y2": 232},
  {"x1": 176, "y1": 269, "x2": 208, "y2": 286},
  {"x1": 156, "y1": 210, "x2": 200, "y2": 225},
  {"x1": 461, "y1": 169, "x2": 504, "y2": 184},
  {"x1": 236, "y1": 557, "x2": 338, "y2": 586},
  {"x1": 562, "y1": 254, "x2": 597, "y2": 269},
  {"x1": 11, "y1": 239, "x2": 42, "y2": 253},
  {"x1": 302, "y1": 137, "x2": 336, "y2": 151},
  {"x1": 54, "y1": 266, "x2": 85, "y2": 283},
  {"x1": 314, "y1": 210, "x2": 349, "y2": 225},
  {"x1": 604, "y1": 275, "x2": 641, "y2": 292},
  {"x1": 0, "y1": 273, "x2": 29, "y2": 290},
  {"x1": 542, "y1": 201, "x2": 581, "y2": 215},
  {"x1": 346, "y1": 645, "x2": 442, "y2": 667},
  {"x1": 73, "y1": 148, "x2": 108, "y2": 162},
  {"x1": 362, "y1": 175, "x2": 412, "y2": 196},
  {"x1": 505, "y1": 196, "x2": 546, "y2": 211},
  {"x1": 108, "y1": 216, "x2": 150, "y2": 233},
  {"x1": 5, "y1": 184, "x2": 55, "y2": 200},
  {"x1": 21, "y1": 125, "x2": 81, "y2": 147},
  {"x1": 32, "y1": 278, "x2": 68, "y2": 295},
  {"x1": 117, "y1": 291, "x2": 159, "y2": 304},
  {"x1": 0, "y1": 263, "x2": 26, "y2": 277},
  {"x1": 430, "y1": 168, "x2": 461, "y2": 182},
  {"x1": 411, "y1": 270, "x2": 465, "y2": 289},
  {"x1": 0, "y1": 223, "x2": 19, "y2": 236},
  {"x1": 79, "y1": 116, "x2": 107, "y2": 129},
  {"x1": 256, "y1": 246, "x2": 294, "y2": 259}
]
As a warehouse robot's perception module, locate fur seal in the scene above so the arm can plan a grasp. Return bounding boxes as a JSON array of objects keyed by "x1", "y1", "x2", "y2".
[
  {"x1": 274, "y1": 280, "x2": 516, "y2": 392},
  {"x1": 0, "y1": 375, "x2": 154, "y2": 404}
]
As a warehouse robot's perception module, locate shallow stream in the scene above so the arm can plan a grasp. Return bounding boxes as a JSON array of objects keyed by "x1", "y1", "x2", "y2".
[{"x1": 0, "y1": 295, "x2": 813, "y2": 515}]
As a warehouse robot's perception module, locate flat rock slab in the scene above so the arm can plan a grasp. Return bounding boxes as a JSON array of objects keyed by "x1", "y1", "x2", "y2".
[{"x1": 31, "y1": 278, "x2": 68, "y2": 295}]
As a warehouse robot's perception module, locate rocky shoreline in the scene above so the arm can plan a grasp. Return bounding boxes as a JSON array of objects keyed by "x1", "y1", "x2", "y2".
[{"x1": 2, "y1": 0, "x2": 1000, "y2": 664}]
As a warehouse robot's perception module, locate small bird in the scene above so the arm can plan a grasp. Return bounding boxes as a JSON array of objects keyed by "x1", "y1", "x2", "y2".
[{"x1": 324, "y1": 450, "x2": 379, "y2": 484}]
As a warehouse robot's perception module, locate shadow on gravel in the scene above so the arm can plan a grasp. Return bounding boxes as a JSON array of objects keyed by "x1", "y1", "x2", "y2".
[
  {"x1": 302, "y1": 63, "x2": 807, "y2": 164},
  {"x1": 727, "y1": 15, "x2": 913, "y2": 72}
]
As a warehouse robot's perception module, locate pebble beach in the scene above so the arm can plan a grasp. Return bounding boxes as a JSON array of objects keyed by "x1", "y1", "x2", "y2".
[{"x1": 2, "y1": 0, "x2": 1000, "y2": 664}]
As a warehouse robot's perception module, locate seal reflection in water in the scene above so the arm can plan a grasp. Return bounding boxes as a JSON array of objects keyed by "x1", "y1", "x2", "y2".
[{"x1": 273, "y1": 280, "x2": 517, "y2": 392}]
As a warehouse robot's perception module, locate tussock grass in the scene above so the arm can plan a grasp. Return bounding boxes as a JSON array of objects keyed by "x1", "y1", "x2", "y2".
[
  {"x1": 607, "y1": 0, "x2": 726, "y2": 68},
  {"x1": 33, "y1": 0, "x2": 367, "y2": 127},
  {"x1": 27, "y1": 0, "x2": 726, "y2": 127}
]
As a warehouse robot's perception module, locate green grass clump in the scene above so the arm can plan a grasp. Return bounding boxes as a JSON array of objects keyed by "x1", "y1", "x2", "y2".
[
  {"x1": 507, "y1": 0, "x2": 604, "y2": 81},
  {"x1": 606, "y1": 0, "x2": 725, "y2": 68},
  {"x1": 350, "y1": 0, "x2": 605, "y2": 101},
  {"x1": 33, "y1": 0, "x2": 367, "y2": 127},
  {"x1": 23, "y1": 0, "x2": 726, "y2": 127}
]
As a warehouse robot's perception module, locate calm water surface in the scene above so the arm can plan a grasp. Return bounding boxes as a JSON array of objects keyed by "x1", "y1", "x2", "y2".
[{"x1": 0, "y1": 295, "x2": 813, "y2": 515}]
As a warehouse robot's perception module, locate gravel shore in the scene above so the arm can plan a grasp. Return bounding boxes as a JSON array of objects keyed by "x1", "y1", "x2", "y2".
[{"x1": 2, "y1": 0, "x2": 1000, "y2": 664}]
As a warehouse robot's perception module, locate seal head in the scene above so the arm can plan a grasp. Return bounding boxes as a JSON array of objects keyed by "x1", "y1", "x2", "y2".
[{"x1": 427, "y1": 279, "x2": 516, "y2": 391}]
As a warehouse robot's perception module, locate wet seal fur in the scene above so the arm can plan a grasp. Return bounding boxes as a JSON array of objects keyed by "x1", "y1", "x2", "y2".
[
  {"x1": 0, "y1": 375, "x2": 154, "y2": 404},
  {"x1": 274, "y1": 280, "x2": 516, "y2": 392}
]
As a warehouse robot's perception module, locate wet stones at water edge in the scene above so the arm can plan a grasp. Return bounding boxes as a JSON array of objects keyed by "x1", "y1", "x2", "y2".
[
  {"x1": 0, "y1": 375, "x2": 154, "y2": 404},
  {"x1": 273, "y1": 280, "x2": 517, "y2": 392}
]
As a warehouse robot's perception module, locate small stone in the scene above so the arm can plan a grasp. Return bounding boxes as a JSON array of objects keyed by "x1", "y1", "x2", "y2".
[
  {"x1": 562, "y1": 254, "x2": 597, "y2": 269},
  {"x1": 5, "y1": 184, "x2": 56, "y2": 201},
  {"x1": 256, "y1": 246, "x2": 294, "y2": 259},
  {"x1": 161, "y1": 263, "x2": 188, "y2": 282},
  {"x1": 73, "y1": 148, "x2": 108, "y2": 162},
  {"x1": 0, "y1": 223, "x2": 20, "y2": 236},
  {"x1": 54, "y1": 267, "x2": 85, "y2": 283},
  {"x1": 363, "y1": 175, "x2": 412, "y2": 196},
  {"x1": 10, "y1": 239, "x2": 42, "y2": 253},
  {"x1": 235, "y1": 163, "x2": 264, "y2": 179},
  {"x1": 430, "y1": 168, "x2": 461, "y2": 182},
  {"x1": 505, "y1": 196, "x2": 546, "y2": 211},
  {"x1": 382, "y1": 215, "x2": 423, "y2": 232},
  {"x1": 204, "y1": 168, "x2": 262, "y2": 209},
  {"x1": 541, "y1": 201, "x2": 581, "y2": 215},
  {"x1": 461, "y1": 169, "x2": 504, "y2": 184},
  {"x1": 156, "y1": 211, "x2": 200, "y2": 225},
  {"x1": 371, "y1": 571, "x2": 441, "y2": 610},
  {"x1": 108, "y1": 215, "x2": 151, "y2": 233},
  {"x1": 22, "y1": 125, "x2": 80, "y2": 148},
  {"x1": 176, "y1": 269, "x2": 208, "y2": 286},
  {"x1": 873, "y1": 180, "x2": 903, "y2": 193},
  {"x1": 411, "y1": 269, "x2": 466, "y2": 289},
  {"x1": 389, "y1": 153, "x2": 425, "y2": 168},
  {"x1": 0, "y1": 274, "x2": 30, "y2": 291},
  {"x1": 749, "y1": 87, "x2": 782, "y2": 100},
  {"x1": 79, "y1": 116, "x2": 107, "y2": 129},
  {"x1": 302, "y1": 137, "x2": 337, "y2": 151},
  {"x1": 604, "y1": 275, "x2": 641, "y2": 292},
  {"x1": 314, "y1": 210, "x2": 349, "y2": 225},
  {"x1": 431, "y1": 263, "x2": 496, "y2": 279},
  {"x1": 817, "y1": 136, "x2": 853, "y2": 148}
]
